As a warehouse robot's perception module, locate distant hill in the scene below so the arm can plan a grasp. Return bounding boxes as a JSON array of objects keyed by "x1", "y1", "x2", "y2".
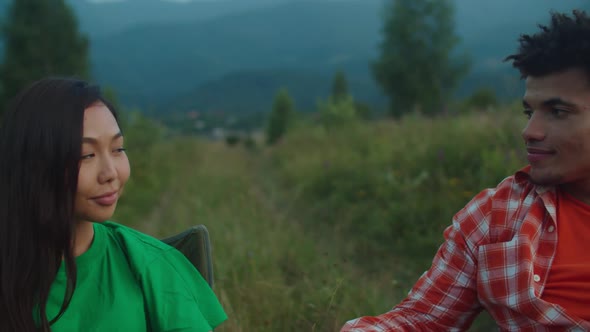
[
  {"x1": 0, "y1": 0, "x2": 588, "y2": 115},
  {"x1": 165, "y1": 68, "x2": 386, "y2": 115},
  {"x1": 0, "y1": 0, "x2": 291, "y2": 37},
  {"x1": 90, "y1": 0, "x2": 382, "y2": 109},
  {"x1": 68, "y1": 0, "x2": 292, "y2": 37},
  {"x1": 88, "y1": 0, "x2": 587, "y2": 113}
]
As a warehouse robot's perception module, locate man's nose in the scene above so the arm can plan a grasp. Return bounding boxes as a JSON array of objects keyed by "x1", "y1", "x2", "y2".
[{"x1": 522, "y1": 112, "x2": 546, "y2": 143}]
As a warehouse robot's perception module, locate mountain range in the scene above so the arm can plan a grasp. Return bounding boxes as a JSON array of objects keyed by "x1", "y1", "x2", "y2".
[{"x1": 1, "y1": 0, "x2": 589, "y2": 115}]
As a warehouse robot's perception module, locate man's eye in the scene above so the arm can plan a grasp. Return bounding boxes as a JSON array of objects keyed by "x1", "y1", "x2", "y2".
[
  {"x1": 114, "y1": 148, "x2": 126, "y2": 153},
  {"x1": 551, "y1": 108, "x2": 568, "y2": 117}
]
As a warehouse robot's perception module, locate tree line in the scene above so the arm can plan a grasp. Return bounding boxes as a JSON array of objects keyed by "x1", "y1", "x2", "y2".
[{"x1": 0, "y1": 0, "x2": 469, "y2": 125}]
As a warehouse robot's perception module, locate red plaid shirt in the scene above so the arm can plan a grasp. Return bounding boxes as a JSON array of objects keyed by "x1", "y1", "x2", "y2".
[{"x1": 341, "y1": 167, "x2": 590, "y2": 332}]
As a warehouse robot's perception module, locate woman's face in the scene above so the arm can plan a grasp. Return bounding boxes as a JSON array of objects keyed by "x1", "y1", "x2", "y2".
[{"x1": 74, "y1": 102, "x2": 130, "y2": 223}]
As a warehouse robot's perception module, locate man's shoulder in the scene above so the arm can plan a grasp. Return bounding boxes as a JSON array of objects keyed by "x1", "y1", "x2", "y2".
[
  {"x1": 470, "y1": 166, "x2": 534, "y2": 209},
  {"x1": 453, "y1": 166, "x2": 539, "y2": 244}
]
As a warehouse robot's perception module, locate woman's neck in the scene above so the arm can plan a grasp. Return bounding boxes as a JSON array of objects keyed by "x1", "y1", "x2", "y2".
[{"x1": 73, "y1": 221, "x2": 95, "y2": 257}]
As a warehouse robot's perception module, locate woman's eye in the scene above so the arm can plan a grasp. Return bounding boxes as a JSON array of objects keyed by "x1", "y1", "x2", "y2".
[
  {"x1": 523, "y1": 109, "x2": 532, "y2": 119},
  {"x1": 114, "y1": 147, "x2": 126, "y2": 153},
  {"x1": 81, "y1": 153, "x2": 94, "y2": 160}
]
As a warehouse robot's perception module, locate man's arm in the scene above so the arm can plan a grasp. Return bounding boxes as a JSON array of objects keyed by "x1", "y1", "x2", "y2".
[{"x1": 341, "y1": 212, "x2": 486, "y2": 331}]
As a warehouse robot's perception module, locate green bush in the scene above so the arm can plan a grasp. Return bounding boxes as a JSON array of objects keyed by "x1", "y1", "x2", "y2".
[
  {"x1": 242, "y1": 134, "x2": 257, "y2": 150},
  {"x1": 225, "y1": 134, "x2": 240, "y2": 147},
  {"x1": 461, "y1": 87, "x2": 499, "y2": 113},
  {"x1": 266, "y1": 88, "x2": 294, "y2": 145},
  {"x1": 318, "y1": 96, "x2": 359, "y2": 128},
  {"x1": 267, "y1": 109, "x2": 526, "y2": 271}
]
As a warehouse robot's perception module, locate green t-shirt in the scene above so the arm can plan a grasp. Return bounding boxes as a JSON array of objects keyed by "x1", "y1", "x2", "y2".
[{"x1": 43, "y1": 221, "x2": 227, "y2": 331}]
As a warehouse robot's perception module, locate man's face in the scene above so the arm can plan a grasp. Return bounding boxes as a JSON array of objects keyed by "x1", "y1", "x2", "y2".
[
  {"x1": 74, "y1": 102, "x2": 130, "y2": 223},
  {"x1": 522, "y1": 67, "x2": 590, "y2": 189}
]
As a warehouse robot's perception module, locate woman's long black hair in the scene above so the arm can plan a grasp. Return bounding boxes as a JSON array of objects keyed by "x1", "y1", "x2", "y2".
[{"x1": 0, "y1": 78, "x2": 117, "y2": 331}]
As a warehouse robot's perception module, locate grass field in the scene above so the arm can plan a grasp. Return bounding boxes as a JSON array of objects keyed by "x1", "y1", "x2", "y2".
[{"x1": 113, "y1": 108, "x2": 527, "y2": 331}]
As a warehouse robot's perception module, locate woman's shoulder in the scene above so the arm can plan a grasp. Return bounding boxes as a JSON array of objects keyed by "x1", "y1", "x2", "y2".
[
  {"x1": 98, "y1": 221, "x2": 210, "y2": 281},
  {"x1": 98, "y1": 221, "x2": 177, "y2": 269},
  {"x1": 100, "y1": 221, "x2": 166, "y2": 244},
  {"x1": 99, "y1": 222, "x2": 228, "y2": 330},
  {"x1": 100, "y1": 221, "x2": 169, "y2": 249}
]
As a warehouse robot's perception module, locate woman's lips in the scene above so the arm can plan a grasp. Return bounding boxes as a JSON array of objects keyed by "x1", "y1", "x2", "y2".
[{"x1": 91, "y1": 192, "x2": 118, "y2": 206}]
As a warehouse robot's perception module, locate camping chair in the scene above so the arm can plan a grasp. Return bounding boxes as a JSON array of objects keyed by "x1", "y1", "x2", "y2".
[{"x1": 161, "y1": 225, "x2": 215, "y2": 288}]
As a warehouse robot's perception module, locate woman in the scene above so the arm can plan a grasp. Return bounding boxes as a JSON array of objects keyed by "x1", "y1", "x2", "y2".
[{"x1": 0, "y1": 78, "x2": 227, "y2": 331}]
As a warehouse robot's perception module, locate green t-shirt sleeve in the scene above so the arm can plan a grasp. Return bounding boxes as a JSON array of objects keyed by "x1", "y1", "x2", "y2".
[{"x1": 141, "y1": 247, "x2": 227, "y2": 332}]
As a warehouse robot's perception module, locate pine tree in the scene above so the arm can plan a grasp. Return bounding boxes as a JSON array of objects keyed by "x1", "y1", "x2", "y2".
[
  {"x1": 266, "y1": 88, "x2": 294, "y2": 145},
  {"x1": 0, "y1": 0, "x2": 89, "y2": 113},
  {"x1": 373, "y1": 0, "x2": 469, "y2": 117},
  {"x1": 331, "y1": 70, "x2": 349, "y2": 103}
]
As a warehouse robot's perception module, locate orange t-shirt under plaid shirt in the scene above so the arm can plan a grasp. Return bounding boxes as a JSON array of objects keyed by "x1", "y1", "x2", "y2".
[
  {"x1": 541, "y1": 188, "x2": 590, "y2": 321},
  {"x1": 341, "y1": 166, "x2": 590, "y2": 331}
]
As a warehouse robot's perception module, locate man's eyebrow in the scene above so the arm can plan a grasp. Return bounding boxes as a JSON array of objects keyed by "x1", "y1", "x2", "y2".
[
  {"x1": 82, "y1": 132, "x2": 123, "y2": 144},
  {"x1": 522, "y1": 97, "x2": 577, "y2": 109},
  {"x1": 542, "y1": 97, "x2": 577, "y2": 108}
]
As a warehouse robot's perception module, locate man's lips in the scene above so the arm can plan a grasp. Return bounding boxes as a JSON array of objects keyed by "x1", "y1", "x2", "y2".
[{"x1": 526, "y1": 147, "x2": 555, "y2": 163}]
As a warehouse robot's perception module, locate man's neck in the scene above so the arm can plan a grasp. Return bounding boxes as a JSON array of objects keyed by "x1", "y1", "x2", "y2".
[{"x1": 559, "y1": 183, "x2": 590, "y2": 206}]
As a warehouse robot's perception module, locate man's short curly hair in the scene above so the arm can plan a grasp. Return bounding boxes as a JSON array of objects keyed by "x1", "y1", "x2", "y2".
[{"x1": 505, "y1": 10, "x2": 590, "y2": 79}]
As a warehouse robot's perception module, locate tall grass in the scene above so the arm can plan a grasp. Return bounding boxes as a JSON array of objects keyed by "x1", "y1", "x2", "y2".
[
  {"x1": 112, "y1": 108, "x2": 529, "y2": 331},
  {"x1": 268, "y1": 109, "x2": 527, "y2": 271}
]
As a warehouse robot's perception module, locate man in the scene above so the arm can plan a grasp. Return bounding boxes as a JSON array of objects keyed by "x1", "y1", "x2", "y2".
[{"x1": 341, "y1": 10, "x2": 590, "y2": 331}]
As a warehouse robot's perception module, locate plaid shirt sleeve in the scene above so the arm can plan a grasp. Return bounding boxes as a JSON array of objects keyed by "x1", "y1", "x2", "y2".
[{"x1": 341, "y1": 188, "x2": 498, "y2": 332}]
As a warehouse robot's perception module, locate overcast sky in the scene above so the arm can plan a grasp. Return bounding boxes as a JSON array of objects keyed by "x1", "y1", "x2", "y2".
[{"x1": 86, "y1": 0, "x2": 222, "y2": 3}]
